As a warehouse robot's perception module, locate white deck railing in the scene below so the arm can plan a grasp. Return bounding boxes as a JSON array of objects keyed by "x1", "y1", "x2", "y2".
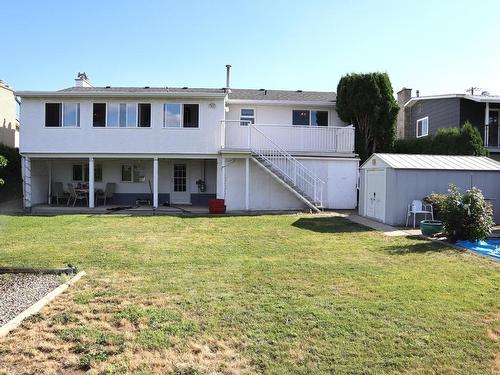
[{"x1": 222, "y1": 121, "x2": 355, "y2": 153}]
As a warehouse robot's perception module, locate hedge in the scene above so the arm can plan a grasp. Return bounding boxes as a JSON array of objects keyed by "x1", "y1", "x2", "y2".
[
  {"x1": 0, "y1": 144, "x2": 22, "y2": 202},
  {"x1": 393, "y1": 122, "x2": 488, "y2": 156}
]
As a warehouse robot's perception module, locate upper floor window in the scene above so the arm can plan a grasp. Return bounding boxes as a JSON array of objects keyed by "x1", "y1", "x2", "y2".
[
  {"x1": 45, "y1": 103, "x2": 80, "y2": 127},
  {"x1": 107, "y1": 103, "x2": 137, "y2": 128},
  {"x1": 163, "y1": 104, "x2": 199, "y2": 128},
  {"x1": 93, "y1": 103, "x2": 106, "y2": 127},
  {"x1": 138, "y1": 103, "x2": 151, "y2": 127},
  {"x1": 292, "y1": 110, "x2": 328, "y2": 126},
  {"x1": 416, "y1": 116, "x2": 429, "y2": 137},
  {"x1": 240, "y1": 108, "x2": 255, "y2": 126}
]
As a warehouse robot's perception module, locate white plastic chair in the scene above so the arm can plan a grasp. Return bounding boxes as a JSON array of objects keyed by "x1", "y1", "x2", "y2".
[{"x1": 406, "y1": 200, "x2": 433, "y2": 228}]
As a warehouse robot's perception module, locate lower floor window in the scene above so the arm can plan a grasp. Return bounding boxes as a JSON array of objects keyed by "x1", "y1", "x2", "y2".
[
  {"x1": 72, "y1": 164, "x2": 102, "y2": 182},
  {"x1": 121, "y1": 164, "x2": 145, "y2": 182}
]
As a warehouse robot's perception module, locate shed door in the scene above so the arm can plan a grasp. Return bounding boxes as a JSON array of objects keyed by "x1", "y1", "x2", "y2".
[{"x1": 365, "y1": 170, "x2": 385, "y2": 222}]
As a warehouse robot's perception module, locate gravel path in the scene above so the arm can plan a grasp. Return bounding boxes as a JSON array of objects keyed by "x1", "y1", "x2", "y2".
[{"x1": 0, "y1": 273, "x2": 62, "y2": 326}]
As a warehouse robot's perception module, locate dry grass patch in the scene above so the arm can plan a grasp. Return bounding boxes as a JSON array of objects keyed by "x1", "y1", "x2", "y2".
[{"x1": 0, "y1": 273, "x2": 253, "y2": 375}]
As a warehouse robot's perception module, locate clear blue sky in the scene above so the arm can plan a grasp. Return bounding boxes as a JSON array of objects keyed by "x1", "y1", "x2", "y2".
[{"x1": 2, "y1": 0, "x2": 499, "y2": 96}]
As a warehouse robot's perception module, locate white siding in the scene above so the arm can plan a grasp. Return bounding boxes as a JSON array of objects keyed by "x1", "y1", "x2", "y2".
[
  {"x1": 223, "y1": 157, "x2": 358, "y2": 211},
  {"x1": 226, "y1": 104, "x2": 346, "y2": 126},
  {"x1": 20, "y1": 98, "x2": 225, "y2": 155}
]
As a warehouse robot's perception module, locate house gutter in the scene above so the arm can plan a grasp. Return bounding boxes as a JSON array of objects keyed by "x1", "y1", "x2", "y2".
[
  {"x1": 226, "y1": 99, "x2": 335, "y2": 106},
  {"x1": 15, "y1": 91, "x2": 227, "y2": 99}
]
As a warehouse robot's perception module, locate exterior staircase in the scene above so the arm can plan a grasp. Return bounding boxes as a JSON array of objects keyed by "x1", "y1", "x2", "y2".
[{"x1": 247, "y1": 125, "x2": 325, "y2": 212}]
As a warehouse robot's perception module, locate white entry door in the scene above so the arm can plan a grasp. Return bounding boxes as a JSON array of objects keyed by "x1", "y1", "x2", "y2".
[
  {"x1": 365, "y1": 170, "x2": 385, "y2": 222},
  {"x1": 171, "y1": 163, "x2": 190, "y2": 204}
]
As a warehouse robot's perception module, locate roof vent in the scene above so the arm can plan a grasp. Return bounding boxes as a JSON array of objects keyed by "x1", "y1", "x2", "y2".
[
  {"x1": 481, "y1": 91, "x2": 490, "y2": 96},
  {"x1": 182, "y1": 86, "x2": 188, "y2": 89},
  {"x1": 105, "y1": 86, "x2": 111, "y2": 89},
  {"x1": 259, "y1": 88, "x2": 265, "y2": 91},
  {"x1": 296, "y1": 90, "x2": 303, "y2": 93},
  {"x1": 144, "y1": 86, "x2": 150, "y2": 89},
  {"x1": 264, "y1": 90, "x2": 267, "y2": 95}
]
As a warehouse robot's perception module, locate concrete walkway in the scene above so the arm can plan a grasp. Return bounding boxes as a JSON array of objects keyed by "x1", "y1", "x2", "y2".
[{"x1": 334, "y1": 211, "x2": 414, "y2": 237}]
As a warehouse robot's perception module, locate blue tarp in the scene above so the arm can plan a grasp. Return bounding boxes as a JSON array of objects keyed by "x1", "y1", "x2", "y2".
[{"x1": 456, "y1": 240, "x2": 500, "y2": 260}]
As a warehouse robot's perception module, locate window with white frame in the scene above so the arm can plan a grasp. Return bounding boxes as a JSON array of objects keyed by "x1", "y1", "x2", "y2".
[
  {"x1": 240, "y1": 108, "x2": 255, "y2": 126},
  {"x1": 416, "y1": 116, "x2": 429, "y2": 137},
  {"x1": 292, "y1": 110, "x2": 328, "y2": 126},
  {"x1": 93, "y1": 103, "x2": 106, "y2": 127},
  {"x1": 121, "y1": 164, "x2": 145, "y2": 182},
  {"x1": 163, "y1": 104, "x2": 199, "y2": 128},
  {"x1": 72, "y1": 164, "x2": 102, "y2": 182},
  {"x1": 45, "y1": 103, "x2": 80, "y2": 127},
  {"x1": 106, "y1": 103, "x2": 137, "y2": 127}
]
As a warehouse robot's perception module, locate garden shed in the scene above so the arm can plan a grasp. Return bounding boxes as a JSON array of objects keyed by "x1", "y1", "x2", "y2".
[{"x1": 359, "y1": 153, "x2": 500, "y2": 225}]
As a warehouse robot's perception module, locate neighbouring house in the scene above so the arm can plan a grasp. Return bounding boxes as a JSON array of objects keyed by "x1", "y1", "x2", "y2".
[
  {"x1": 359, "y1": 153, "x2": 500, "y2": 225},
  {"x1": 16, "y1": 67, "x2": 359, "y2": 212},
  {"x1": 396, "y1": 88, "x2": 500, "y2": 159},
  {"x1": 0, "y1": 80, "x2": 19, "y2": 148}
]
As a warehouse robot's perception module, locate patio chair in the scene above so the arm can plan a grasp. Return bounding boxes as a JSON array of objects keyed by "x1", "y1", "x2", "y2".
[
  {"x1": 51, "y1": 182, "x2": 69, "y2": 205},
  {"x1": 96, "y1": 183, "x2": 116, "y2": 206},
  {"x1": 67, "y1": 183, "x2": 87, "y2": 207},
  {"x1": 406, "y1": 199, "x2": 433, "y2": 228}
]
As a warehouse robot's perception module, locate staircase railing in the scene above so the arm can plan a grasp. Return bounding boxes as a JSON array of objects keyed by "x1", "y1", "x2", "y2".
[{"x1": 247, "y1": 124, "x2": 325, "y2": 207}]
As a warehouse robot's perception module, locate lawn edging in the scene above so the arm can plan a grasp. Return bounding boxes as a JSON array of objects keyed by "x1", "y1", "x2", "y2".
[{"x1": 0, "y1": 271, "x2": 86, "y2": 338}]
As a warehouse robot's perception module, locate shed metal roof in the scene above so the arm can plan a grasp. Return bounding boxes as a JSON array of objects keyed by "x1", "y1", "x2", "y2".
[{"x1": 362, "y1": 153, "x2": 500, "y2": 171}]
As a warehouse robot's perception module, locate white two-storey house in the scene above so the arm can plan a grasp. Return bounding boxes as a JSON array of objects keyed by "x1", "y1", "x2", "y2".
[{"x1": 17, "y1": 68, "x2": 358, "y2": 212}]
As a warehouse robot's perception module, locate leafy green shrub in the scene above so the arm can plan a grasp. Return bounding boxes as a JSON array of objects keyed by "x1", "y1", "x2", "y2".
[
  {"x1": 393, "y1": 122, "x2": 488, "y2": 156},
  {"x1": 0, "y1": 144, "x2": 21, "y2": 202},
  {"x1": 440, "y1": 185, "x2": 494, "y2": 242},
  {"x1": 423, "y1": 193, "x2": 447, "y2": 220}
]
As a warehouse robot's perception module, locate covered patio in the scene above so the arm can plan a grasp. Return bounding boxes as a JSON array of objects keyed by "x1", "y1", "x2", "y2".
[{"x1": 21, "y1": 155, "x2": 219, "y2": 211}]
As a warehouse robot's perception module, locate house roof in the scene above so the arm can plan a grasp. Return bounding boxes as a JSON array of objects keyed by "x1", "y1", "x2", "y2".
[
  {"x1": 405, "y1": 93, "x2": 500, "y2": 107},
  {"x1": 361, "y1": 153, "x2": 500, "y2": 171},
  {"x1": 228, "y1": 88, "x2": 336, "y2": 102},
  {"x1": 16, "y1": 86, "x2": 228, "y2": 98},
  {"x1": 16, "y1": 86, "x2": 337, "y2": 104}
]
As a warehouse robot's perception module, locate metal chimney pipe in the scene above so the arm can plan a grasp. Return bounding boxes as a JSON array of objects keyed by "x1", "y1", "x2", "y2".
[
  {"x1": 416, "y1": 90, "x2": 420, "y2": 97},
  {"x1": 225, "y1": 64, "x2": 232, "y2": 92}
]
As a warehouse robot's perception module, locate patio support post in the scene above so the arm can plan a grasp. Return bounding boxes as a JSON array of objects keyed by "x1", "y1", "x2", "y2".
[
  {"x1": 88, "y1": 157, "x2": 95, "y2": 208},
  {"x1": 245, "y1": 157, "x2": 250, "y2": 210},
  {"x1": 153, "y1": 158, "x2": 158, "y2": 208},
  {"x1": 216, "y1": 156, "x2": 225, "y2": 199},
  {"x1": 23, "y1": 156, "x2": 32, "y2": 209},
  {"x1": 485, "y1": 102, "x2": 490, "y2": 147},
  {"x1": 47, "y1": 160, "x2": 52, "y2": 205}
]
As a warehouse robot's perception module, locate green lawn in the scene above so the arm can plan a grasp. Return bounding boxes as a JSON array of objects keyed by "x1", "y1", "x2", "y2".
[{"x1": 0, "y1": 214, "x2": 498, "y2": 374}]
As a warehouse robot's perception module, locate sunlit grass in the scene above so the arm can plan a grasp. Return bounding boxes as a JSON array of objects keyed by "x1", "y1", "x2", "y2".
[{"x1": 0, "y1": 213, "x2": 498, "y2": 374}]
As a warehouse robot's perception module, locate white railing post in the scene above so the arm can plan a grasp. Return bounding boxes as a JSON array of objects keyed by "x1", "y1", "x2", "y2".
[
  {"x1": 247, "y1": 124, "x2": 252, "y2": 149},
  {"x1": 220, "y1": 120, "x2": 226, "y2": 149}
]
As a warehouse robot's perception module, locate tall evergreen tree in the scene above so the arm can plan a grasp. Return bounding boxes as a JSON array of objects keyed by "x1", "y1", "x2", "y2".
[{"x1": 336, "y1": 73, "x2": 399, "y2": 161}]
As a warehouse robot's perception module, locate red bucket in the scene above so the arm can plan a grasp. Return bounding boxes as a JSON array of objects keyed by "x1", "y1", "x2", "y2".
[{"x1": 208, "y1": 199, "x2": 226, "y2": 214}]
